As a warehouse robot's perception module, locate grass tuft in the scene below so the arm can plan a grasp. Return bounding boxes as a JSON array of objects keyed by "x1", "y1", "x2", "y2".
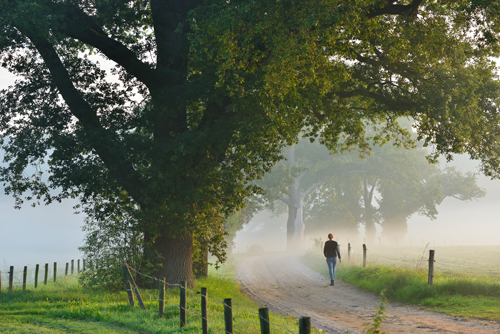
[
  {"x1": 303, "y1": 249, "x2": 500, "y2": 321},
  {"x1": 0, "y1": 257, "x2": 323, "y2": 333}
]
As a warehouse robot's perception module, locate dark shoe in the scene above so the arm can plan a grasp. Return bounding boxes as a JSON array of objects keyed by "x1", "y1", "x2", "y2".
[{"x1": 330, "y1": 280, "x2": 334, "y2": 286}]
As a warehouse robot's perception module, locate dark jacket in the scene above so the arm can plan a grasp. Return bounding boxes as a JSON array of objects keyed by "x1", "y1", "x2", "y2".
[{"x1": 323, "y1": 240, "x2": 341, "y2": 259}]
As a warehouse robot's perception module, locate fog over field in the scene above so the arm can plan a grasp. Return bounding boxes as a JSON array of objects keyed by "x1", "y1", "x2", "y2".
[
  {"x1": 2, "y1": 65, "x2": 500, "y2": 276},
  {"x1": 233, "y1": 156, "x2": 500, "y2": 253}
]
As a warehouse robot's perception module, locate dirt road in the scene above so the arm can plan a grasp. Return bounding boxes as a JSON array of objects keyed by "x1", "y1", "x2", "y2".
[{"x1": 235, "y1": 253, "x2": 500, "y2": 334}]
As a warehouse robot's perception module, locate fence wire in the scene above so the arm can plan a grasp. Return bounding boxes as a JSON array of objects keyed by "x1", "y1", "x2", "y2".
[{"x1": 127, "y1": 264, "x2": 295, "y2": 334}]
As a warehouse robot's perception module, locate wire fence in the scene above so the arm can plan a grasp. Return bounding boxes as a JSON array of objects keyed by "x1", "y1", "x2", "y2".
[
  {"x1": 327, "y1": 242, "x2": 500, "y2": 275},
  {"x1": 125, "y1": 264, "x2": 300, "y2": 334},
  {"x1": 0, "y1": 260, "x2": 83, "y2": 291}
]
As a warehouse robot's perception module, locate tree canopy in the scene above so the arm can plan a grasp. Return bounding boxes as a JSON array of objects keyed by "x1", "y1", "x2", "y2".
[
  {"x1": 306, "y1": 141, "x2": 485, "y2": 243},
  {"x1": 2, "y1": 0, "x2": 500, "y2": 286}
]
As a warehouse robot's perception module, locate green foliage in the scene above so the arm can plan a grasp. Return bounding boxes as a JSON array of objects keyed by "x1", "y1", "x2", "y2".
[
  {"x1": 78, "y1": 215, "x2": 144, "y2": 291},
  {"x1": 363, "y1": 290, "x2": 388, "y2": 334},
  {"x1": 0, "y1": 266, "x2": 323, "y2": 334},
  {"x1": 303, "y1": 248, "x2": 500, "y2": 320}
]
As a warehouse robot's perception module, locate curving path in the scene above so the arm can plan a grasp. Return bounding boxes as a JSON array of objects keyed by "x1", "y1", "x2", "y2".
[{"x1": 235, "y1": 253, "x2": 500, "y2": 334}]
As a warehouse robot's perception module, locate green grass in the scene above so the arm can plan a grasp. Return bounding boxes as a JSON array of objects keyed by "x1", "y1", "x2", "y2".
[
  {"x1": 303, "y1": 247, "x2": 500, "y2": 320},
  {"x1": 0, "y1": 257, "x2": 322, "y2": 333}
]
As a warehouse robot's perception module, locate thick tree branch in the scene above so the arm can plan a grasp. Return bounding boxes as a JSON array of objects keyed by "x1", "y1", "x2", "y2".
[
  {"x1": 54, "y1": 3, "x2": 156, "y2": 88},
  {"x1": 303, "y1": 180, "x2": 323, "y2": 197},
  {"x1": 24, "y1": 31, "x2": 145, "y2": 202},
  {"x1": 279, "y1": 196, "x2": 292, "y2": 205}
]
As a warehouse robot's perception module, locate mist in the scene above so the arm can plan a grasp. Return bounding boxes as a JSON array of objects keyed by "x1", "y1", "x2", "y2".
[
  {"x1": 232, "y1": 155, "x2": 500, "y2": 254},
  {"x1": 0, "y1": 194, "x2": 84, "y2": 273}
]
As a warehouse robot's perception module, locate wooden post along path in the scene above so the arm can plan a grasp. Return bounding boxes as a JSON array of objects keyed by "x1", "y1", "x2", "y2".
[
  {"x1": 259, "y1": 307, "x2": 270, "y2": 334},
  {"x1": 299, "y1": 316, "x2": 311, "y2": 334},
  {"x1": 180, "y1": 281, "x2": 186, "y2": 327},
  {"x1": 121, "y1": 264, "x2": 146, "y2": 310},
  {"x1": 158, "y1": 278, "x2": 165, "y2": 318},
  {"x1": 224, "y1": 298, "x2": 233, "y2": 334},
  {"x1": 125, "y1": 281, "x2": 135, "y2": 307},
  {"x1": 22, "y1": 266, "x2": 27, "y2": 291},
  {"x1": 428, "y1": 250, "x2": 435, "y2": 285},
  {"x1": 9, "y1": 266, "x2": 14, "y2": 291},
  {"x1": 201, "y1": 287, "x2": 208, "y2": 334},
  {"x1": 35, "y1": 264, "x2": 39, "y2": 288},
  {"x1": 363, "y1": 244, "x2": 367, "y2": 268},
  {"x1": 44, "y1": 263, "x2": 48, "y2": 285}
]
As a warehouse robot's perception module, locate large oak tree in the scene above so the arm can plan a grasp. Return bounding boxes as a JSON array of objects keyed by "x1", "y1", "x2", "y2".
[{"x1": 2, "y1": 0, "x2": 500, "y2": 286}]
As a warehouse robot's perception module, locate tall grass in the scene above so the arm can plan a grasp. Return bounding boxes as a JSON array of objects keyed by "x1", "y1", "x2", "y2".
[
  {"x1": 303, "y1": 250, "x2": 500, "y2": 320},
  {"x1": 0, "y1": 257, "x2": 323, "y2": 333}
]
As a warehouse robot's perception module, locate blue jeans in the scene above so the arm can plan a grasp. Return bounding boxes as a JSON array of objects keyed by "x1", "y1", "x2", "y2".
[{"x1": 326, "y1": 257, "x2": 338, "y2": 280}]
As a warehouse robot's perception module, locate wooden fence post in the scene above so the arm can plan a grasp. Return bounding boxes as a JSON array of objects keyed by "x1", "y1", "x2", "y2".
[
  {"x1": 348, "y1": 243, "x2": 351, "y2": 261},
  {"x1": 44, "y1": 263, "x2": 48, "y2": 285},
  {"x1": 125, "y1": 280, "x2": 135, "y2": 307},
  {"x1": 428, "y1": 250, "x2": 435, "y2": 285},
  {"x1": 82, "y1": 259, "x2": 85, "y2": 271},
  {"x1": 121, "y1": 264, "x2": 146, "y2": 310},
  {"x1": 299, "y1": 316, "x2": 311, "y2": 334},
  {"x1": 363, "y1": 244, "x2": 367, "y2": 268},
  {"x1": 0, "y1": 270, "x2": 2, "y2": 292},
  {"x1": 23, "y1": 266, "x2": 27, "y2": 291},
  {"x1": 71, "y1": 260, "x2": 74, "y2": 275},
  {"x1": 201, "y1": 287, "x2": 208, "y2": 334},
  {"x1": 259, "y1": 307, "x2": 270, "y2": 334},
  {"x1": 9, "y1": 266, "x2": 14, "y2": 291},
  {"x1": 53, "y1": 262, "x2": 57, "y2": 282},
  {"x1": 159, "y1": 278, "x2": 165, "y2": 318},
  {"x1": 180, "y1": 281, "x2": 186, "y2": 328},
  {"x1": 224, "y1": 298, "x2": 233, "y2": 334},
  {"x1": 77, "y1": 260, "x2": 80, "y2": 273},
  {"x1": 35, "y1": 264, "x2": 39, "y2": 288},
  {"x1": 65, "y1": 263, "x2": 69, "y2": 276}
]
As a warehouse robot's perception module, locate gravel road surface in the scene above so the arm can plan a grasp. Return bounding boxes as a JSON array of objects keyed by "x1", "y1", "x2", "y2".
[{"x1": 235, "y1": 252, "x2": 500, "y2": 334}]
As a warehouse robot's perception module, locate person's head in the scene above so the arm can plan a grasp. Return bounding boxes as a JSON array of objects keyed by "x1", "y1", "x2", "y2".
[{"x1": 328, "y1": 233, "x2": 333, "y2": 240}]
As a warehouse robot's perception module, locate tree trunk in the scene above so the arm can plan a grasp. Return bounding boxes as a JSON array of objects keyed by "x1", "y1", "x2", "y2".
[
  {"x1": 193, "y1": 237, "x2": 209, "y2": 279},
  {"x1": 382, "y1": 215, "x2": 408, "y2": 245},
  {"x1": 364, "y1": 215, "x2": 377, "y2": 244},
  {"x1": 142, "y1": 231, "x2": 195, "y2": 288},
  {"x1": 286, "y1": 203, "x2": 298, "y2": 251},
  {"x1": 363, "y1": 178, "x2": 378, "y2": 244}
]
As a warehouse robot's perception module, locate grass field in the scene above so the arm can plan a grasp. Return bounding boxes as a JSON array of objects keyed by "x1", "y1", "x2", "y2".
[
  {"x1": 346, "y1": 244, "x2": 500, "y2": 277},
  {"x1": 303, "y1": 244, "x2": 500, "y2": 320},
  {"x1": 0, "y1": 258, "x2": 322, "y2": 334}
]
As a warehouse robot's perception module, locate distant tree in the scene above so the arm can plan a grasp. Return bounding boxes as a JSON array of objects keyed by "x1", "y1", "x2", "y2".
[
  {"x1": 376, "y1": 163, "x2": 485, "y2": 244},
  {"x1": 306, "y1": 141, "x2": 485, "y2": 244},
  {"x1": 305, "y1": 171, "x2": 364, "y2": 240},
  {"x1": 257, "y1": 139, "x2": 347, "y2": 250}
]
